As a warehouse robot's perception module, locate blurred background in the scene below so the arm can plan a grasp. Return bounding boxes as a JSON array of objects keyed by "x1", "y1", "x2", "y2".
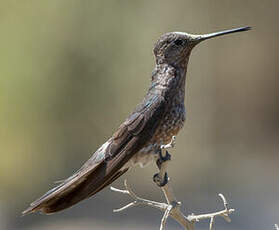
[{"x1": 1, "y1": 0, "x2": 278, "y2": 229}]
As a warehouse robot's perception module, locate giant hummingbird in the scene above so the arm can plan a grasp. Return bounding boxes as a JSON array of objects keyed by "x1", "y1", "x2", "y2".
[{"x1": 23, "y1": 26, "x2": 250, "y2": 215}]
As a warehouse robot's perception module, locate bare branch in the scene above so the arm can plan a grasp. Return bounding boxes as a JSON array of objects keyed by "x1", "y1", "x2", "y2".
[
  {"x1": 209, "y1": 217, "x2": 214, "y2": 230},
  {"x1": 160, "y1": 205, "x2": 172, "y2": 230},
  {"x1": 111, "y1": 179, "x2": 169, "y2": 213},
  {"x1": 111, "y1": 136, "x2": 235, "y2": 230},
  {"x1": 187, "y1": 193, "x2": 234, "y2": 223}
]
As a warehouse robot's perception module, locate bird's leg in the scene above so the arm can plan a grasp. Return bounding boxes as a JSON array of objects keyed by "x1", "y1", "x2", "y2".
[
  {"x1": 153, "y1": 136, "x2": 179, "y2": 206},
  {"x1": 152, "y1": 136, "x2": 193, "y2": 230},
  {"x1": 153, "y1": 136, "x2": 175, "y2": 187},
  {"x1": 153, "y1": 149, "x2": 171, "y2": 187}
]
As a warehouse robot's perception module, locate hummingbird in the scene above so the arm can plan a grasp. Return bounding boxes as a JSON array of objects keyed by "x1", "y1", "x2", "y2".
[{"x1": 23, "y1": 26, "x2": 250, "y2": 215}]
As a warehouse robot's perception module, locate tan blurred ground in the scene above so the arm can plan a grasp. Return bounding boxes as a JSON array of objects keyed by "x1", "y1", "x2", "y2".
[{"x1": 0, "y1": 0, "x2": 279, "y2": 230}]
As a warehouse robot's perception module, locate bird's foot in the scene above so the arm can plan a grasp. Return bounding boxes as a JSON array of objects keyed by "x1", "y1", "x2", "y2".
[
  {"x1": 153, "y1": 136, "x2": 175, "y2": 187},
  {"x1": 155, "y1": 136, "x2": 175, "y2": 168},
  {"x1": 156, "y1": 150, "x2": 171, "y2": 168},
  {"x1": 153, "y1": 171, "x2": 169, "y2": 187},
  {"x1": 153, "y1": 150, "x2": 171, "y2": 187}
]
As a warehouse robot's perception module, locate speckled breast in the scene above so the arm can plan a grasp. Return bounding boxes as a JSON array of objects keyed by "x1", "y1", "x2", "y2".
[
  {"x1": 152, "y1": 101, "x2": 186, "y2": 144},
  {"x1": 129, "y1": 100, "x2": 186, "y2": 167}
]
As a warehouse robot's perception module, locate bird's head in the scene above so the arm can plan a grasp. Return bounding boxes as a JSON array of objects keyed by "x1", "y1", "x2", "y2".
[{"x1": 153, "y1": 27, "x2": 251, "y2": 66}]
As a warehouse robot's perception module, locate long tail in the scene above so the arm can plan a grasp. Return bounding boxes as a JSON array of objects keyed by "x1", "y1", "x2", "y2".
[
  {"x1": 22, "y1": 96, "x2": 161, "y2": 215},
  {"x1": 23, "y1": 163, "x2": 128, "y2": 214},
  {"x1": 22, "y1": 139, "x2": 130, "y2": 215}
]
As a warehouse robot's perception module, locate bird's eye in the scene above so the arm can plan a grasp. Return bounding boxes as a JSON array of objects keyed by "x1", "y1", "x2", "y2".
[{"x1": 174, "y1": 39, "x2": 184, "y2": 46}]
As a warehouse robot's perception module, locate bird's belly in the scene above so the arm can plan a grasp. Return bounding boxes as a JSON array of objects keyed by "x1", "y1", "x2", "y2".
[
  {"x1": 128, "y1": 144, "x2": 158, "y2": 168},
  {"x1": 128, "y1": 103, "x2": 186, "y2": 168}
]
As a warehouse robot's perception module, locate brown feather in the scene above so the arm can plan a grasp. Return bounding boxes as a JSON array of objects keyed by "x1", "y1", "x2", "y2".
[{"x1": 22, "y1": 94, "x2": 167, "y2": 215}]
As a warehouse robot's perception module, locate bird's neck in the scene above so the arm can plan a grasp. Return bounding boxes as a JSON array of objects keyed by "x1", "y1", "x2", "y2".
[{"x1": 148, "y1": 59, "x2": 189, "y2": 102}]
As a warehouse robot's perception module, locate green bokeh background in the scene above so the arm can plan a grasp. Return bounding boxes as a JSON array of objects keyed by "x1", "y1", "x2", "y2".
[{"x1": 1, "y1": 1, "x2": 279, "y2": 229}]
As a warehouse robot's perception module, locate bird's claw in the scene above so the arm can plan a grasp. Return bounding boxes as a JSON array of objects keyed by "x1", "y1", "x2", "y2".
[
  {"x1": 156, "y1": 150, "x2": 171, "y2": 169},
  {"x1": 153, "y1": 172, "x2": 169, "y2": 187}
]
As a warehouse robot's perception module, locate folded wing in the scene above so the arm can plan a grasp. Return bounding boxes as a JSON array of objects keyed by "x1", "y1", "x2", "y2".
[{"x1": 22, "y1": 94, "x2": 166, "y2": 214}]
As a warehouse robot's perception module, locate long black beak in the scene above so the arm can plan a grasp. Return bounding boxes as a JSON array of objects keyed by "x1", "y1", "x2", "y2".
[
  {"x1": 191, "y1": 26, "x2": 251, "y2": 43},
  {"x1": 201, "y1": 26, "x2": 251, "y2": 40}
]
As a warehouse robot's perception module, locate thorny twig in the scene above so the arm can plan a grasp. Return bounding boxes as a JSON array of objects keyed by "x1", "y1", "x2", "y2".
[{"x1": 111, "y1": 136, "x2": 235, "y2": 230}]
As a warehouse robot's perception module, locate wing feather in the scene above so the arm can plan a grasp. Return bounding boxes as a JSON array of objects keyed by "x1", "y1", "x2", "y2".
[{"x1": 22, "y1": 94, "x2": 166, "y2": 215}]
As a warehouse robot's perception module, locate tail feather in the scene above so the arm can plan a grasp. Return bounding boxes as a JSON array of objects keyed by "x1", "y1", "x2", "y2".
[
  {"x1": 22, "y1": 162, "x2": 101, "y2": 215},
  {"x1": 22, "y1": 140, "x2": 115, "y2": 215},
  {"x1": 22, "y1": 136, "x2": 134, "y2": 215},
  {"x1": 22, "y1": 108, "x2": 153, "y2": 215},
  {"x1": 22, "y1": 161, "x2": 129, "y2": 215},
  {"x1": 43, "y1": 167, "x2": 128, "y2": 214}
]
